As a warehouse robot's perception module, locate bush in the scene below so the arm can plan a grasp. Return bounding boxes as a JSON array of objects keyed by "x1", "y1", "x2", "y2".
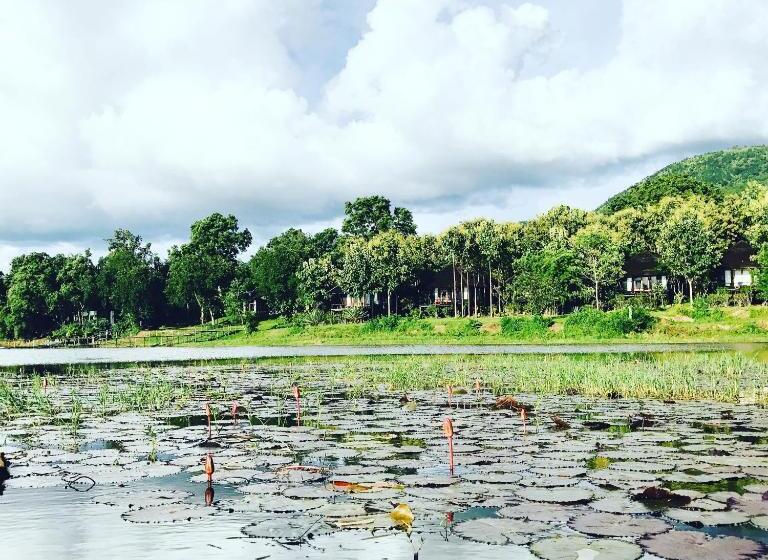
[
  {"x1": 563, "y1": 306, "x2": 654, "y2": 338},
  {"x1": 737, "y1": 321, "x2": 765, "y2": 335},
  {"x1": 686, "y1": 297, "x2": 724, "y2": 321},
  {"x1": 52, "y1": 318, "x2": 110, "y2": 339},
  {"x1": 706, "y1": 288, "x2": 731, "y2": 307},
  {"x1": 341, "y1": 307, "x2": 368, "y2": 323},
  {"x1": 291, "y1": 309, "x2": 332, "y2": 327},
  {"x1": 361, "y1": 315, "x2": 402, "y2": 333},
  {"x1": 446, "y1": 318, "x2": 482, "y2": 337},
  {"x1": 500, "y1": 315, "x2": 552, "y2": 338},
  {"x1": 243, "y1": 312, "x2": 260, "y2": 334},
  {"x1": 113, "y1": 314, "x2": 140, "y2": 337},
  {"x1": 420, "y1": 304, "x2": 451, "y2": 318}
]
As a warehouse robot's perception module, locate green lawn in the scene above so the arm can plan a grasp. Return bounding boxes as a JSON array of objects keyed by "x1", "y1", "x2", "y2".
[{"x1": 169, "y1": 304, "x2": 768, "y2": 347}]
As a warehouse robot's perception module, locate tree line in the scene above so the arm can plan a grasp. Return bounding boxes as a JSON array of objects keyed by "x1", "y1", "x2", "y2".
[{"x1": 2, "y1": 177, "x2": 768, "y2": 340}]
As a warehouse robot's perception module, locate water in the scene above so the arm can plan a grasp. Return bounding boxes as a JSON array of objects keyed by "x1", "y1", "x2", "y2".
[
  {"x1": 2, "y1": 357, "x2": 768, "y2": 559},
  {"x1": 2, "y1": 341, "x2": 766, "y2": 366}
]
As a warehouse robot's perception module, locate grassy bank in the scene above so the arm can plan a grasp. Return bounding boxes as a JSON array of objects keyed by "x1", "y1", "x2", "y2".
[{"x1": 186, "y1": 304, "x2": 768, "y2": 346}]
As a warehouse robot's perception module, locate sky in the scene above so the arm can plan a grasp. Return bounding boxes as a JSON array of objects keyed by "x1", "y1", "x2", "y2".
[{"x1": 1, "y1": 0, "x2": 767, "y2": 270}]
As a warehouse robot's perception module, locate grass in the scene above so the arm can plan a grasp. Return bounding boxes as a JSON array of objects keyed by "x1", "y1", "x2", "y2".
[
  {"x1": 252, "y1": 352, "x2": 768, "y2": 405},
  {"x1": 175, "y1": 304, "x2": 768, "y2": 347}
]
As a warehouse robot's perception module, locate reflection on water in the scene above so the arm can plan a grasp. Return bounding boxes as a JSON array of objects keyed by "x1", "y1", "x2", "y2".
[{"x1": 2, "y1": 341, "x2": 768, "y2": 366}]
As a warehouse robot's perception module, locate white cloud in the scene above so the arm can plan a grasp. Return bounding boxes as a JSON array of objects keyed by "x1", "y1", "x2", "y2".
[{"x1": 1, "y1": 0, "x2": 767, "y2": 270}]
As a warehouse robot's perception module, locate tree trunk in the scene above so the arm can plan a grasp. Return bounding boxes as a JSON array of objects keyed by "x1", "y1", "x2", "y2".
[
  {"x1": 452, "y1": 257, "x2": 457, "y2": 318},
  {"x1": 473, "y1": 273, "x2": 478, "y2": 317},
  {"x1": 460, "y1": 271, "x2": 464, "y2": 317},
  {"x1": 209, "y1": 308, "x2": 215, "y2": 324},
  {"x1": 595, "y1": 280, "x2": 600, "y2": 310},
  {"x1": 488, "y1": 262, "x2": 493, "y2": 317},
  {"x1": 688, "y1": 278, "x2": 694, "y2": 304},
  {"x1": 387, "y1": 290, "x2": 391, "y2": 316},
  {"x1": 195, "y1": 294, "x2": 205, "y2": 325}
]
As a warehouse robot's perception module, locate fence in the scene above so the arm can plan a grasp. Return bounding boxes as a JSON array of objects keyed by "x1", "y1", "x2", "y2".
[{"x1": 1, "y1": 326, "x2": 239, "y2": 349}]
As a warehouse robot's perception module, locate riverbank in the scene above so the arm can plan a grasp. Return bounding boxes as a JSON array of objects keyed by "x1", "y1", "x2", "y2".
[{"x1": 195, "y1": 304, "x2": 768, "y2": 346}]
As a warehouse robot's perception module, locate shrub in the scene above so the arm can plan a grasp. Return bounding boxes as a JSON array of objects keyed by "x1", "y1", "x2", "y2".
[
  {"x1": 291, "y1": 309, "x2": 332, "y2": 327},
  {"x1": 341, "y1": 307, "x2": 368, "y2": 323},
  {"x1": 686, "y1": 297, "x2": 724, "y2": 321},
  {"x1": 396, "y1": 317, "x2": 434, "y2": 333},
  {"x1": 361, "y1": 315, "x2": 402, "y2": 333},
  {"x1": 500, "y1": 315, "x2": 552, "y2": 338},
  {"x1": 446, "y1": 318, "x2": 482, "y2": 337},
  {"x1": 113, "y1": 314, "x2": 140, "y2": 337},
  {"x1": 737, "y1": 321, "x2": 765, "y2": 335},
  {"x1": 243, "y1": 312, "x2": 260, "y2": 334},
  {"x1": 563, "y1": 306, "x2": 654, "y2": 338},
  {"x1": 706, "y1": 288, "x2": 731, "y2": 307}
]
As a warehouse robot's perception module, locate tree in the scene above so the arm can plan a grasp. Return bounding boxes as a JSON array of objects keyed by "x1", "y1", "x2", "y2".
[
  {"x1": 249, "y1": 229, "x2": 312, "y2": 315},
  {"x1": 3, "y1": 253, "x2": 64, "y2": 338},
  {"x1": 342, "y1": 196, "x2": 416, "y2": 238},
  {"x1": 56, "y1": 251, "x2": 98, "y2": 322},
  {"x1": 297, "y1": 256, "x2": 338, "y2": 311},
  {"x1": 656, "y1": 204, "x2": 725, "y2": 303},
  {"x1": 511, "y1": 249, "x2": 582, "y2": 315},
  {"x1": 98, "y1": 229, "x2": 161, "y2": 326},
  {"x1": 571, "y1": 224, "x2": 624, "y2": 309},
  {"x1": 368, "y1": 231, "x2": 420, "y2": 315},
  {"x1": 337, "y1": 237, "x2": 373, "y2": 301},
  {"x1": 166, "y1": 213, "x2": 251, "y2": 323}
]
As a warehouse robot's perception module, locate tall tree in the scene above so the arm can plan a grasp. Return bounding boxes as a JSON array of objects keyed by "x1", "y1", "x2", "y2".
[
  {"x1": 342, "y1": 196, "x2": 416, "y2": 238},
  {"x1": 297, "y1": 256, "x2": 338, "y2": 311},
  {"x1": 166, "y1": 213, "x2": 251, "y2": 323},
  {"x1": 3, "y1": 253, "x2": 64, "y2": 338},
  {"x1": 656, "y1": 203, "x2": 725, "y2": 303},
  {"x1": 337, "y1": 237, "x2": 373, "y2": 302},
  {"x1": 571, "y1": 224, "x2": 624, "y2": 309},
  {"x1": 97, "y1": 229, "x2": 161, "y2": 326},
  {"x1": 249, "y1": 228, "x2": 312, "y2": 315},
  {"x1": 56, "y1": 251, "x2": 98, "y2": 322},
  {"x1": 368, "y1": 231, "x2": 420, "y2": 315},
  {"x1": 511, "y1": 248, "x2": 582, "y2": 315}
]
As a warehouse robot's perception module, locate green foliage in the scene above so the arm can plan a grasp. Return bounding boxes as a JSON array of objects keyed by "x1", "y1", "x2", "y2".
[
  {"x1": 656, "y1": 201, "x2": 725, "y2": 302},
  {"x1": 52, "y1": 318, "x2": 109, "y2": 339},
  {"x1": 340, "y1": 307, "x2": 367, "y2": 323},
  {"x1": 342, "y1": 196, "x2": 416, "y2": 238},
  {"x1": 685, "y1": 297, "x2": 725, "y2": 321},
  {"x1": 600, "y1": 146, "x2": 768, "y2": 214},
  {"x1": 600, "y1": 172, "x2": 718, "y2": 214},
  {"x1": 446, "y1": 318, "x2": 482, "y2": 337},
  {"x1": 706, "y1": 288, "x2": 731, "y2": 307},
  {"x1": 112, "y1": 313, "x2": 140, "y2": 337},
  {"x1": 511, "y1": 248, "x2": 583, "y2": 314},
  {"x1": 243, "y1": 312, "x2": 260, "y2": 334},
  {"x1": 291, "y1": 309, "x2": 333, "y2": 327},
  {"x1": 500, "y1": 315, "x2": 552, "y2": 338},
  {"x1": 166, "y1": 213, "x2": 251, "y2": 323},
  {"x1": 361, "y1": 315, "x2": 402, "y2": 332},
  {"x1": 563, "y1": 306, "x2": 654, "y2": 338},
  {"x1": 249, "y1": 228, "x2": 315, "y2": 315},
  {"x1": 98, "y1": 230, "x2": 162, "y2": 325},
  {"x1": 297, "y1": 256, "x2": 338, "y2": 311}
]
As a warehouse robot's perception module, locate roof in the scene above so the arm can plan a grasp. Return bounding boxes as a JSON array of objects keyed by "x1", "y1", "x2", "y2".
[
  {"x1": 720, "y1": 240, "x2": 755, "y2": 269},
  {"x1": 624, "y1": 252, "x2": 665, "y2": 276}
]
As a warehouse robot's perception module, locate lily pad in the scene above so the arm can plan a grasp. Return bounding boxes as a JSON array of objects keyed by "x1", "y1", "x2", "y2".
[
  {"x1": 531, "y1": 535, "x2": 643, "y2": 560},
  {"x1": 640, "y1": 530, "x2": 767, "y2": 560},
  {"x1": 452, "y1": 517, "x2": 552, "y2": 545},
  {"x1": 570, "y1": 512, "x2": 670, "y2": 537},
  {"x1": 517, "y1": 487, "x2": 593, "y2": 504}
]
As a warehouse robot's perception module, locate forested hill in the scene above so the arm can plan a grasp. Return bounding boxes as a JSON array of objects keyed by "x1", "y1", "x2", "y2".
[{"x1": 598, "y1": 145, "x2": 768, "y2": 214}]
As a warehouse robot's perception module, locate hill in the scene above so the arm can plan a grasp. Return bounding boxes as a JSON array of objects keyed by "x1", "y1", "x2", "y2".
[{"x1": 598, "y1": 145, "x2": 768, "y2": 214}]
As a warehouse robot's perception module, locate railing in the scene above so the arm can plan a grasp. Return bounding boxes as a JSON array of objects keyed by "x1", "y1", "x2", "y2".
[{"x1": 1, "y1": 326, "x2": 240, "y2": 349}]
